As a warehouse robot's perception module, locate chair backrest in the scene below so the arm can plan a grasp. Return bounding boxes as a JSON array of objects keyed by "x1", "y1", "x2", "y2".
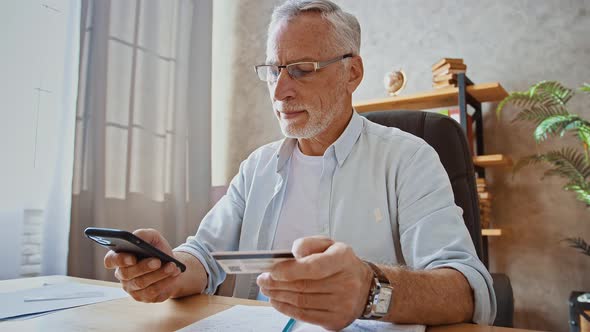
[{"x1": 361, "y1": 110, "x2": 483, "y2": 259}]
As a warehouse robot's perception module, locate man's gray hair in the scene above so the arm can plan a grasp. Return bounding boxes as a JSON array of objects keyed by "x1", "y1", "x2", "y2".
[{"x1": 267, "y1": 0, "x2": 361, "y2": 56}]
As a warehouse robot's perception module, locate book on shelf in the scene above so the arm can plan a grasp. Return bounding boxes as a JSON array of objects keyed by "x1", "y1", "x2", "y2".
[
  {"x1": 478, "y1": 192, "x2": 491, "y2": 200},
  {"x1": 433, "y1": 73, "x2": 457, "y2": 83},
  {"x1": 476, "y1": 177, "x2": 492, "y2": 229},
  {"x1": 433, "y1": 79, "x2": 457, "y2": 89},
  {"x1": 432, "y1": 62, "x2": 467, "y2": 77},
  {"x1": 431, "y1": 57, "x2": 464, "y2": 71},
  {"x1": 478, "y1": 200, "x2": 492, "y2": 208}
]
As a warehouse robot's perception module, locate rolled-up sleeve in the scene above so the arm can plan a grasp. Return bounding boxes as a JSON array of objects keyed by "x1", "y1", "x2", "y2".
[
  {"x1": 174, "y1": 160, "x2": 248, "y2": 295},
  {"x1": 396, "y1": 144, "x2": 497, "y2": 325}
]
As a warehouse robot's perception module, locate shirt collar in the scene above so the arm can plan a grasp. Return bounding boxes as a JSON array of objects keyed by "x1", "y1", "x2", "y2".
[{"x1": 275, "y1": 110, "x2": 364, "y2": 172}]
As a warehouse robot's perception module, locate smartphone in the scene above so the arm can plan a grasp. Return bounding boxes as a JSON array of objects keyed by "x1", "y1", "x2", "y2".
[{"x1": 84, "y1": 227, "x2": 186, "y2": 272}]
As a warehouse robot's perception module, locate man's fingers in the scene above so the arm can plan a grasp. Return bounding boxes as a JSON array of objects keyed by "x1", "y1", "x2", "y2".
[
  {"x1": 133, "y1": 228, "x2": 173, "y2": 255},
  {"x1": 114, "y1": 258, "x2": 164, "y2": 281},
  {"x1": 104, "y1": 250, "x2": 136, "y2": 269},
  {"x1": 271, "y1": 242, "x2": 348, "y2": 281},
  {"x1": 128, "y1": 273, "x2": 178, "y2": 303},
  {"x1": 291, "y1": 236, "x2": 334, "y2": 259},
  {"x1": 270, "y1": 299, "x2": 348, "y2": 331},
  {"x1": 122, "y1": 262, "x2": 181, "y2": 292},
  {"x1": 257, "y1": 272, "x2": 334, "y2": 293},
  {"x1": 261, "y1": 289, "x2": 337, "y2": 311},
  {"x1": 104, "y1": 229, "x2": 169, "y2": 270}
]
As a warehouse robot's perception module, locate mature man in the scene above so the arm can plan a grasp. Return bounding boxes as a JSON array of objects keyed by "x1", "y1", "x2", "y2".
[{"x1": 104, "y1": 0, "x2": 496, "y2": 329}]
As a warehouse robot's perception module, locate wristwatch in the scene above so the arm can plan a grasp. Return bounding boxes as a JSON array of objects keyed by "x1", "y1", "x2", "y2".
[{"x1": 360, "y1": 261, "x2": 393, "y2": 319}]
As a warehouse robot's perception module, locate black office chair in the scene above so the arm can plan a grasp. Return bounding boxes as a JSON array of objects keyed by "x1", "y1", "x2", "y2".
[{"x1": 362, "y1": 110, "x2": 514, "y2": 327}]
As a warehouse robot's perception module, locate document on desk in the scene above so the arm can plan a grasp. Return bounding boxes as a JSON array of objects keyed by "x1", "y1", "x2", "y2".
[
  {"x1": 176, "y1": 305, "x2": 425, "y2": 332},
  {"x1": 291, "y1": 320, "x2": 426, "y2": 332},
  {"x1": 0, "y1": 282, "x2": 128, "y2": 321},
  {"x1": 176, "y1": 305, "x2": 291, "y2": 332}
]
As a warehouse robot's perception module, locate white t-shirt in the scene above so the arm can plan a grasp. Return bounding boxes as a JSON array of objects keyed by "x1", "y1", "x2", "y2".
[
  {"x1": 272, "y1": 143, "x2": 324, "y2": 250},
  {"x1": 257, "y1": 143, "x2": 324, "y2": 301}
]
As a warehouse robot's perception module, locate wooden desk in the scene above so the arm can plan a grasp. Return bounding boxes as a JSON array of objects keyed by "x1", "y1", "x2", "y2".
[{"x1": 0, "y1": 276, "x2": 541, "y2": 332}]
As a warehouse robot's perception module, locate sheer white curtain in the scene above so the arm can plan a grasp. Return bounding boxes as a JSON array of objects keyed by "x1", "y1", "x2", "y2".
[
  {"x1": 68, "y1": 0, "x2": 212, "y2": 281},
  {"x1": 0, "y1": 0, "x2": 80, "y2": 279}
]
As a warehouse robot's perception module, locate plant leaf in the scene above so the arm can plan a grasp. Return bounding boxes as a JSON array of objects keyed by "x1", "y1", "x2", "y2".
[
  {"x1": 514, "y1": 148, "x2": 590, "y2": 206},
  {"x1": 533, "y1": 115, "x2": 590, "y2": 147},
  {"x1": 534, "y1": 115, "x2": 577, "y2": 141},
  {"x1": 513, "y1": 103, "x2": 569, "y2": 125},
  {"x1": 513, "y1": 148, "x2": 590, "y2": 183},
  {"x1": 529, "y1": 81, "x2": 574, "y2": 105},
  {"x1": 581, "y1": 83, "x2": 590, "y2": 93},
  {"x1": 564, "y1": 183, "x2": 590, "y2": 206},
  {"x1": 562, "y1": 237, "x2": 590, "y2": 256},
  {"x1": 496, "y1": 81, "x2": 573, "y2": 124}
]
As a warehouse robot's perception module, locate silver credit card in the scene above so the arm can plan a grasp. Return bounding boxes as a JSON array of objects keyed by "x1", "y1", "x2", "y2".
[{"x1": 211, "y1": 250, "x2": 295, "y2": 274}]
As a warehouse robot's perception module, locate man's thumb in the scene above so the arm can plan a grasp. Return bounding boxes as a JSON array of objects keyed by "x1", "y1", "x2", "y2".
[{"x1": 292, "y1": 236, "x2": 334, "y2": 259}]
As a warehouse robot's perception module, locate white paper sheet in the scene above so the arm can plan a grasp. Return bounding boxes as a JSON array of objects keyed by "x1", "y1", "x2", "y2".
[
  {"x1": 292, "y1": 319, "x2": 426, "y2": 332},
  {"x1": 176, "y1": 305, "x2": 291, "y2": 332},
  {"x1": 0, "y1": 282, "x2": 128, "y2": 320},
  {"x1": 176, "y1": 304, "x2": 425, "y2": 332}
]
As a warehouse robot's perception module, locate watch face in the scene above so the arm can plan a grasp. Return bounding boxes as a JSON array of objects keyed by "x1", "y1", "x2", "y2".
[{"x1": 375, "y1": 287, "x2": 393, "y2": 314}]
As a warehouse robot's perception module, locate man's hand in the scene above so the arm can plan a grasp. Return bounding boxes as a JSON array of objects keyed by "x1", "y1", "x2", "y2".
[
  {"x1": 256, "y1": 236, "x2": 373, "y2": 331},
  {"x1": 104, "y1": 228, "x2": 182, "y2": 303}
]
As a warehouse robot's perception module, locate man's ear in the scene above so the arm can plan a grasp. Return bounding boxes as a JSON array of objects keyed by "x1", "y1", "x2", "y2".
[{"x1": 346, "y1": 55, "x2": 364, "y2": 94}]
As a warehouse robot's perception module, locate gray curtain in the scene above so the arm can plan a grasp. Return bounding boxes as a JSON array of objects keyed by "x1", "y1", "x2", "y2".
[
  {"x1": 0, "y1": 0, "x2": 81, "y2": 279},
  {"x1": 68, "y1": 0, "x2": 212, "y2": 281}
]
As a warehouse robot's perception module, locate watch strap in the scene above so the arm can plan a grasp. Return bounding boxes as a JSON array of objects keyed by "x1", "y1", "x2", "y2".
[
  {"x1": 365, "y1": 261, "x2": 389, "y2": 284},
  {"x1": 360, "y1": 261, "x2": 392, "y2": 319}
]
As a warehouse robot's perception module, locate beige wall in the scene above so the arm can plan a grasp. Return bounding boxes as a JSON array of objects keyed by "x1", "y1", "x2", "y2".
[{"x1": 211, "y1": 1, "x2": 590, "y2": 331}]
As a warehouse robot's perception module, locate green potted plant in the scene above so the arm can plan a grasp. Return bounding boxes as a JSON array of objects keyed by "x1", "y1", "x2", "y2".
[{"x1": 496, "y1": 81, "x2": 590, "y2": 332}]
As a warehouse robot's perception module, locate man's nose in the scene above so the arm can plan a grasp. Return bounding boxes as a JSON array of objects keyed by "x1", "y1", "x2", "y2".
[{"x1": 272, "y1": 68, "x2": 296, "y2": 101}]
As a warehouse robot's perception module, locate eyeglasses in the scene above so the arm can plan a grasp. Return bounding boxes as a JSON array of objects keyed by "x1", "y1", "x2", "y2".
[{"x1": 254, "y1": 53, "x2": 353, "y2": 83}]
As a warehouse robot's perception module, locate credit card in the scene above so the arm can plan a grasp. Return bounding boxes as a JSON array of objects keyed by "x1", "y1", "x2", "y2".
[{"x1": 211, "y1": 250, "x2": 295, "y2": 274}]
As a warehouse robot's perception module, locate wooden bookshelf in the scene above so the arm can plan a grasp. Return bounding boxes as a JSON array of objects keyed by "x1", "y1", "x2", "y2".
[
  {"x1": 473, "y1": 154, "x2": 513, "y2": 167},
  {"x1": 353, "y1": 82, "x2": 508, "y2": 113},
  {"x1": 482, "y1": 228, "x2": 502, "y2": 237}
]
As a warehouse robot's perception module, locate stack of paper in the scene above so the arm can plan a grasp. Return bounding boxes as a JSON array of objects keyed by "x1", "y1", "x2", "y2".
[{"x1": 0, "y1": 282, "x2": 128, "y2": 321}]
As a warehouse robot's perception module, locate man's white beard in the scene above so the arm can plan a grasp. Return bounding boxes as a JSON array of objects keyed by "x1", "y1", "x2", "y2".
[
  {"x1": 274, "y1": 83, "x2": 345, "y2": 139},
  {"x1": 275, "y1": 103, "x2": 338, "y2": 139}
]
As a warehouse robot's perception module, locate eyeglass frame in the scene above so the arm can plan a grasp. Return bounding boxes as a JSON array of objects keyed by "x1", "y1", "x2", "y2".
[{"x1": 254, "y1": 53, "x2": 353, "y2": 82}]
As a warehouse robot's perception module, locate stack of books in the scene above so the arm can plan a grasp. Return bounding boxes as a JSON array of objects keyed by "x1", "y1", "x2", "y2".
[
  {"x1": 476, "y1": 178, "x2": 491, "y2": 229},
  {"x1": 431, "y1": 58, "x2": 467, "y2": 89}
]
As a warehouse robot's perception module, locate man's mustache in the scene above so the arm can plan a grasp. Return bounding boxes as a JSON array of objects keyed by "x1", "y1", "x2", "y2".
[{"x1": 274, "y1": 103, "x2": 309, "y2": 112}]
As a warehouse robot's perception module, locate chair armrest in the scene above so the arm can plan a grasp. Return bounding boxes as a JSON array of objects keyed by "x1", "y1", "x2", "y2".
[{"x1": 491, "y1": 273, "x2": 514, "y2": 327}]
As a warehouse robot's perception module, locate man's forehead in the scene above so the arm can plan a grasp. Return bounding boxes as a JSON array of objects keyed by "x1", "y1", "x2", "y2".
[{"x1": 266, "y1": 13, "x2": 335, "y2": 64}]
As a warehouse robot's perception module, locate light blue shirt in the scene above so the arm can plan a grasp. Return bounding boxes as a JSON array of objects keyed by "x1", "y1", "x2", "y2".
[{"x1": 175, "y1": 111, "x2": 496, "y2": 324}]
